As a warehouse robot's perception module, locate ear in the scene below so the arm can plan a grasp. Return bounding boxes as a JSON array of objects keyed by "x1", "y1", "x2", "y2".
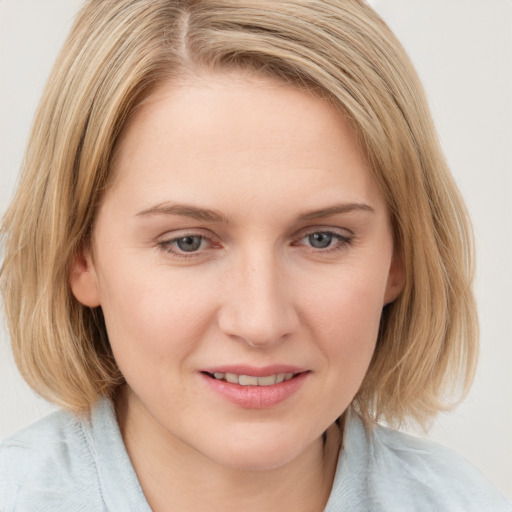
[
  {"x1": 383, "y1": 252, "x2": 405, "y2": 305},
  {"x1": 69, "y1": 246, "x2": 101, "y2": 307}
]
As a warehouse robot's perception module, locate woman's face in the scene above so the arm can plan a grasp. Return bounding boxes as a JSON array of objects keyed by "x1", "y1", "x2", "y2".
[{"x1": 71, "y1": 72, "x2": 403, "y2": 471}]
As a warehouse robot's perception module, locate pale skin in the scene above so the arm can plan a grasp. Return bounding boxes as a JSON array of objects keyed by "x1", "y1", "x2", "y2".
[{"x1": 70, "y1": 70, "x2": 404, "y2": 512}]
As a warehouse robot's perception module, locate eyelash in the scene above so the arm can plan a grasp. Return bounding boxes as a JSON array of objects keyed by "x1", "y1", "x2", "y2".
[
  {"x1": 156, "y1": 229, "x2": 354, "y2": 259},
  {"x1": 157, "y1": 234, "x2": 214, "y2": 259},
  {"x1": 294, "y1": 230, "x2": 353, "y2": 253}
]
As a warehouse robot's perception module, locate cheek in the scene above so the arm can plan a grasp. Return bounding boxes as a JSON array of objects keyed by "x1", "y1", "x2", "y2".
[
  {"x1": 96, "y1": 261, "x2": 218, "y2": 371},
  {"x1": 301, "y1": 265, "x2": 388, "y2": 368}
]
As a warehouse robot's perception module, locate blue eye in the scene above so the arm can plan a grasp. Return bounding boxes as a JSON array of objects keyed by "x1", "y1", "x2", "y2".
[
  {"x1": 297, "y1": 230, "x2": 353, "y2": 252},
  {"x1": 307, "y1": 232, "x2": 334, "y2": 249},
  {"x1": 157, "y1": 234, "x2": 209, "y2": 257},
  {"x1": 173, "y1": 235, "x2": 204, "y2": 252}
]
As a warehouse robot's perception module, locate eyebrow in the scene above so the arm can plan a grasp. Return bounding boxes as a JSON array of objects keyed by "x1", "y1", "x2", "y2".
[
  {"x1": 136, "y1": 202, "x2": 229, "y2": 222},
  {"x1": 296, "y1": 203, "x2": 375, "y2": 222},
  {"x1": 136, "y1": 201, "x2": 374, "y2": 223}
]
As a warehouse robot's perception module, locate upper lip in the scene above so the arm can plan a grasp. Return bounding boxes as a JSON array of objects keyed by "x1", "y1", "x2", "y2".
[{"x1": 201, "y1": 365, "x2": 308, "y2": 377}]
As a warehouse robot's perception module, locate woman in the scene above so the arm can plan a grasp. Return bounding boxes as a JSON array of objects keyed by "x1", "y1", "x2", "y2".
[{"x1": 0, "y1": 0, "x2": 509, "y2": 510}]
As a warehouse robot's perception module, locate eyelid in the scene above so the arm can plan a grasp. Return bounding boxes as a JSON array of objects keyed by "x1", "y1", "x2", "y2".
[
  {"x1": 291, "y1": 226, "x2": 355, "y2": 252},
  {"x1": 156, "y1": 227, "x2": 217, "y2": 243},
  {"x1": 156, "y1": 229, "x2": 220, "y2": 258},
  {"x1": 293, "y1": 224, "x2": 354, "y2": 240}
]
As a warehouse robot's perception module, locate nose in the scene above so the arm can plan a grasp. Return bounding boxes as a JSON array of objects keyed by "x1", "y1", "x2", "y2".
[{"x1": 217, "y1": 252, "x2": 299, "y2": 348}]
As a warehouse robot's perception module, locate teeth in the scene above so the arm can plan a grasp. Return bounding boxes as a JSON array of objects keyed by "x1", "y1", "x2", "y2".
[
  {"x1": 257, "y1": 375, "x2": 277, "y2": 386},
  {"x1": 210, "y1": 372, "x2": 296, "y2": 386},
  {"x1": 238, "y1": 375, "x2": 259, "y2": 385},
  {"x1": 225, "y1": 373, "x2": 238, "y2": 384}
]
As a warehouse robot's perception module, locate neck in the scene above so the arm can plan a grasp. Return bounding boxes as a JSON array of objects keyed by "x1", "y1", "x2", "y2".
[{"x1": 116, "y1": 388, "x2": 342, "y2": 512}]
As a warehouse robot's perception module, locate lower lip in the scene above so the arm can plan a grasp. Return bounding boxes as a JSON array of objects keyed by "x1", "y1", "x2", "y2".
[{"x1": 200, "y1": 372, "x2": 309, "y2": 409}]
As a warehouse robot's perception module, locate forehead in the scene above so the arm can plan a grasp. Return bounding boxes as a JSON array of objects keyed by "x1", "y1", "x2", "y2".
[{"x1": 105, "y1": 71, "x2": 382, "y2": 214}]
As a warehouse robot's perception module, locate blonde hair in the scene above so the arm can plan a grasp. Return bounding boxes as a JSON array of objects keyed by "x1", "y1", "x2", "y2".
[{"x1": 0, "y1": 0, "x2": 477, "y2": 428}]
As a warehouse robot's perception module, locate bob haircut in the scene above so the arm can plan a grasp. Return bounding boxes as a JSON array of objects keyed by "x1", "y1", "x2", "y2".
[{"x1": 0, "y1": 0, "x2": 477, "y2": 428}]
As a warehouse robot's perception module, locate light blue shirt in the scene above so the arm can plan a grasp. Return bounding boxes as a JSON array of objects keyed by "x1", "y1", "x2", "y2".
[{"x1": 1, "y1": 397, "x2": 510, "y2": 511}]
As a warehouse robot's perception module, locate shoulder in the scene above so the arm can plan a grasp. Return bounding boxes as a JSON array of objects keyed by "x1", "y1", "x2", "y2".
[
  {"x1": 0, "y1": 408, "x2": 105, "y2": 511},
  {"x1": 370, "y1": 423, "x2": 510, "y2": 510},
  {"x1": 326, "y1": 412, "x2": 512, "y2": 512}
]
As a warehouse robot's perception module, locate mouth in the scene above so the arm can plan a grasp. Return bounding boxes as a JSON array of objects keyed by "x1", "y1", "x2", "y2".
[
  {"x1": 203, "y1": 371, "x2": 298, "y2": 386},
  {"x1": 200, "y1": 366, "x2": 309, "y2": 408}
]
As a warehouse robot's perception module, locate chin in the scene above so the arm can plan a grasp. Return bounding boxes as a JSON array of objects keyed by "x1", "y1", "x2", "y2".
[
  {"x1": 212, "y1": 448, "x2": 302, "y2": 472},
  {"x1": 201, "y1": 427, "x2": 318, "y2": 472}
]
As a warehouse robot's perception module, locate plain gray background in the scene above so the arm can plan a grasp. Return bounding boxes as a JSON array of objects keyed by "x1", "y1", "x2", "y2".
[{"x1": 1, "y1": 0, "x2": 511, "y2": 499}]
